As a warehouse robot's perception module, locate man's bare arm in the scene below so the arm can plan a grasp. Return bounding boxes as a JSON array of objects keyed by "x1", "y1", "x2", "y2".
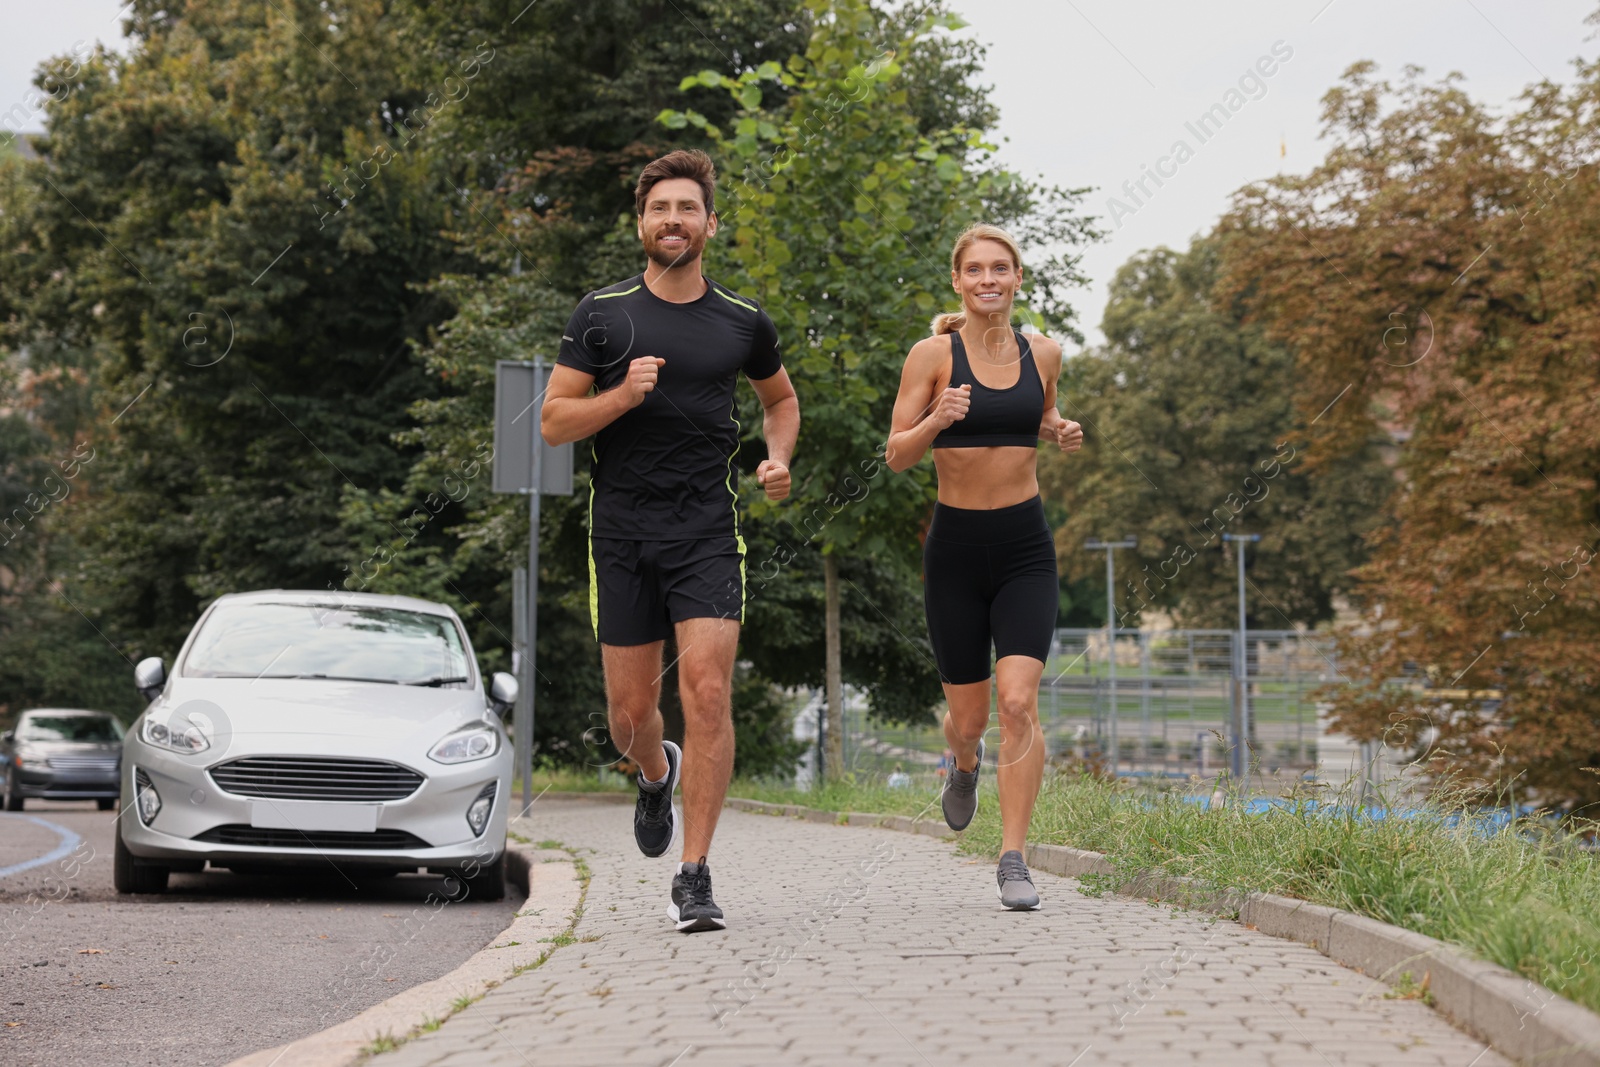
[
  {"x1": 750, "y1": 368, "x2": 799, "y2": 501},
  {"x1": 541, "y1": 358, "x2": 663, "y2": 446}
]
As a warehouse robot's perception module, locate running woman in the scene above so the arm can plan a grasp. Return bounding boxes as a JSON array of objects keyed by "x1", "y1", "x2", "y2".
[
  {"x1": 541, "y1": 150, "x2": 800, "y2": 932},
  {"x1": 886, "y1": 224, "x2": 1082, "y2": 909}
]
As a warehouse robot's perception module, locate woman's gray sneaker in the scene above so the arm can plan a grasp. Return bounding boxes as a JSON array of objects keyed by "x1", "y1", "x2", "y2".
[
  {"x1": 633, "y1": 740, "x2": 681, "y2": 858},
  {"x1": 996, "y1": 849, "x2": 1041, "y2": 910},
  {"x1": 940, "y1": 739, "x2": 984, "y2": 831}
]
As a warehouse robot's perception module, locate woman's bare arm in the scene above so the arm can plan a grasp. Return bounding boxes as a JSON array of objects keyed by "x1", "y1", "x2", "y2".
[{"x1": 887, "y1": 338, "x2": 968, "y2": 472}]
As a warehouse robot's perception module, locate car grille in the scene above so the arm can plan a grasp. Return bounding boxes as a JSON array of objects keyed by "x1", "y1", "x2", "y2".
[
  {"x1": 46, "y1": 755, "x2": 119, "y2": 774},
  {"x1": 208, "y1": 757, "x2": 424, "y2": 801},
  {"x1": 193, "y1": 825, "x2": 431, "y2": 850},
  {"x1": 40, "y1": 781, "x2": 114, "y2": 794}
]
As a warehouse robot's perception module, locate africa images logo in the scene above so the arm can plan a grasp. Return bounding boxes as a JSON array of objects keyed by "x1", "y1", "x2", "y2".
[{"x1": 1105, "y1": 40, "x2": 1295, "y2": 230}]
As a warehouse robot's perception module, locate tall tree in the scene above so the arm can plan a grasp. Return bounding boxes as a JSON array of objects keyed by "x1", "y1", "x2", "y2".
[
  {"x1": 1042, "y1": 238, "x2": 1392, "y2": 630},
  {"x1": 660, "y1": 0, "x2": 1098, "y2": 772},
  {"x1": 342, "y1": 0, "x2": 818, "y2": 769},
  {"x1": 1216, "y1": 59, "x2": 1600, "y2": 809},
  {"x1": 4, "y1": 0, "x2": 465, "y2": 664}
]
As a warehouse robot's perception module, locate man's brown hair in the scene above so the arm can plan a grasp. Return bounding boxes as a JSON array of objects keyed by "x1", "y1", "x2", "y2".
[{"x1": 634, "y1": 150, "x2": 717, "y2": 216}]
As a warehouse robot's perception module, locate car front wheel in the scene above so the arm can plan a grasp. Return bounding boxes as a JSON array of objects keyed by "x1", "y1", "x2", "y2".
[
  {"x1": 449, "y1": 854, "x2": 505, "y2": 901},
  {"x1": 2, "y1": 772, "x2": 21, "y2": 812},
  {"x1": 113, "y1": 820, "x2": 169, "y2": 894}
]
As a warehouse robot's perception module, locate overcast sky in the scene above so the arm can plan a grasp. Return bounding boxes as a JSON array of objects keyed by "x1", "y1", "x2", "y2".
[{"x1": 5, "y1": 1, "x2": 1595, "y2": 343}]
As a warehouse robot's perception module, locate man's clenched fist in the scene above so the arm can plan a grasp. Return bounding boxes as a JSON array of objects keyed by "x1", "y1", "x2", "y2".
[
  {"x1": 623, "y1": 356, "x2": 665, "y2": 407},
  {"x1": 756, "y1": 460, "x2": 790, "y2": 502}
]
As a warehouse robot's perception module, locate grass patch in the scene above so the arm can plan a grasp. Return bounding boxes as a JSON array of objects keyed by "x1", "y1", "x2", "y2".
[
  {"x1": 361, "y1": 1034, "x2": 400, "y2": 1055},
  {"x1": 741, "y1": 769, "x2": 1600, "y2": 1014},
  {"x1": 510, "y1": 841, "x2": 591, "y2": 979},
  {"x1": 728, "y1": 776, "x2": 943, "y2": 818},
  {"x1": 990, "y1": 774, "x2": 1600, "y2": 1012},
  {"x1": 1385, "y1": 971, "x2": 1435, "y2": 1006},
  {"x1": 515, "y1": 767, "x2": 632, "y2": 795}
]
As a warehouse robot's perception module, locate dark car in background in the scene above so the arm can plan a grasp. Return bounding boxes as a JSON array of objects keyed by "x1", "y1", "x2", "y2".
[{"x1": 1, "y1": 709, "x2": 124, "y2": 810}]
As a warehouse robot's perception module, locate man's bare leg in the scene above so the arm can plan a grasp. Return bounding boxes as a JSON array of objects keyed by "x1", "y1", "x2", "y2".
[
  {"x1": 601, "y1": 641, "x2": 668, "y2": 781},
  {"x1": 673, "y1": 616, "x2": 739, "y2": 862}
]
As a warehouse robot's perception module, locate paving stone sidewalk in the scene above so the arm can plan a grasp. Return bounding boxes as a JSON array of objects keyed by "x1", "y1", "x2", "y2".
[{"x1": 378, "y1": 797, "x2": 1508, "y2": 1067}]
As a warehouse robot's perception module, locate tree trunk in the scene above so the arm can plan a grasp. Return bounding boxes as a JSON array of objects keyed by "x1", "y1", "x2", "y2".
[{"x1": 824, "y1": 553, "x2": 844, "y2": 779}]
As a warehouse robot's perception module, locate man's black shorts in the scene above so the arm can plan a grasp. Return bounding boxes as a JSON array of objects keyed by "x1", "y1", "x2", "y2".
[{"x1": 589, "y1": 536, "x2": 745, "y2": 646}]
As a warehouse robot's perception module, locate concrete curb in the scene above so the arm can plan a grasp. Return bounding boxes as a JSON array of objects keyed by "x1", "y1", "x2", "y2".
[
  {"x1": 726, "y1": 796, "x2": 1600, "y2": 1067},
  {"x1": 532, "y1": 791, "x2": 634, "y2": 804},
  {"x1": 226, "y1": 839, "x2": 582, "y2": 1067}
]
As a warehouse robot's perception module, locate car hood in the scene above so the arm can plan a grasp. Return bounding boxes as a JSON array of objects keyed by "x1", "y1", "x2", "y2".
[{"x1": 152, "y1": 678, "x2": 490, "y2": 744}]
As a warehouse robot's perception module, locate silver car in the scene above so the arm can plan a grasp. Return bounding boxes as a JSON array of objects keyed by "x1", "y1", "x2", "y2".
[
  {"x1": 114, "y1": 590, "x2": 518, "y2": 898},
  {"x1": 2, "y1": 709, "x2": 124, "y2": 810}
]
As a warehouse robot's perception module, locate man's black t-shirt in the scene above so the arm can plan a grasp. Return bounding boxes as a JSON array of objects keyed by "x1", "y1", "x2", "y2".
[{"x1": 556, "y1": 274, "x2": 783, "y2": 541}]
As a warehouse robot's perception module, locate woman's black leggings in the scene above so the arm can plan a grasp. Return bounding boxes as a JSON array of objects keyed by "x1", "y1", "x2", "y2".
[{"x1": 922, "y1": 496, "x2": 1059, "y2": 686}]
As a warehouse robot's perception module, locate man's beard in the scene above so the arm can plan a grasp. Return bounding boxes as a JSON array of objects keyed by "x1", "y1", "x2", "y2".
[{"x1": 644, "y1": 227, "x2": 706, "y2": 269}]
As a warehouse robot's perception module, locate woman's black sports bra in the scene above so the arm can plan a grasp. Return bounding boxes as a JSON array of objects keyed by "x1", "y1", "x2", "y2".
[{"x1": 931, "y1": 329, "x2": 1044, "y2": 449}]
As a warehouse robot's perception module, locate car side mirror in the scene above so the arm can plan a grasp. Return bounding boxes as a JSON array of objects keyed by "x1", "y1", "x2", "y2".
[
  {"x1": 488, "y1": 672, "x2": 518, "y2": 717},
  {"x1": 135, "y1": 656, "x2": 167, "y2": 701},
  {"x1": 1, "y1": 730, "x2": 12, "y2": 744}
]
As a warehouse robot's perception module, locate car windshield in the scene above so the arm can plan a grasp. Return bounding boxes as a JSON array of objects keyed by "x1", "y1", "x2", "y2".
[
  {"x1": 19, "y1": 715, "x2": 125, "y2": 742},
  {"x1": 183, "y1": 602, "x2": 472, "y2": 686}
]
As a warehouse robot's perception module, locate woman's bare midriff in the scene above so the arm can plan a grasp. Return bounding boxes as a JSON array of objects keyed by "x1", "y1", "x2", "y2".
[{"x1": 932, "y1": 446, "x2": 1039, "y2": 509}]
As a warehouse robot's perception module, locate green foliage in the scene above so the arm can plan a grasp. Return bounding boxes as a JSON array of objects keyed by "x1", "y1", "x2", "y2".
[
  {"x1": 0, "y1": 1, "x2": 815, "y2": 754},
  {"x1": 335, "y1": 1, "x2": 817, "y2": 766},
  {"x1": 0, "y1": 0, "x2": 1087, "y2": 763},
  {"x1": 728, "y1": 671, "x2": 808, "y2": 779},
  {"x1": 1215, "y1": 60, "x2": 1600, "y2": 810},
  {"x1": 1043, "y1": 239, "x2": 1392, "y2": 629},
  {"x1": 658, "y1": 0, "x2": 1097, "y2": 724},
  {"x1": 368, "y1": 264, "x2": 608, "y2": 765},
  {"x1": 1, "y1": 1, "x2": 466, "y2": 666},
  {"x1": 740, "y1": 515, "x2": 942, "y2": 724}
]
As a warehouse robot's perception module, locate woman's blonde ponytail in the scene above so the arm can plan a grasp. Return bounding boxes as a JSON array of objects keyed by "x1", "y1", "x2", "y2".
[{"x1": 930, "y1": 311, "x2": 966, "y2": 336}]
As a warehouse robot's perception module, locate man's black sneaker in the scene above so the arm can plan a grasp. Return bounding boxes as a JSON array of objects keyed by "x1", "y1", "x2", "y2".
[
  {"x1": 633, "y1": 740, "x2": 681, "y2": 858},
  {"x1": 941, "y1": 739, "x2": 984, "y2": 831},
  {"x1": 667, "y1": 857, "x2": 726, "y2": 933}
]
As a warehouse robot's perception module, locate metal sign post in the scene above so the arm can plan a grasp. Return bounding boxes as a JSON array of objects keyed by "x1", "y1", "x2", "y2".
[
  {"x1": 1085, "y1": 536, "x2": 1137, "y2": 775},
  {"x1": 1221, "y1": 532, "x2": 1262, "y2": 782},
  {"x1": 493, "y1": 359, "x2": 575, "y2": 814}
]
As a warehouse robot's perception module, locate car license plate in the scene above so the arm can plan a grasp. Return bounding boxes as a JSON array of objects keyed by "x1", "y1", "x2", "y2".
[{"x1": 248, "y1": 800, "x2": 380, "y2": 833}]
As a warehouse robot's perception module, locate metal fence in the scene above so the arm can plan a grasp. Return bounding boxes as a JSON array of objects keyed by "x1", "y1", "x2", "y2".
[
  {"x1": 1040, "y1": 628, "x2": 1342, "y2": 777},
  {"x1": 822, "y1": 628, "x2": 1345, "y2": 783}
]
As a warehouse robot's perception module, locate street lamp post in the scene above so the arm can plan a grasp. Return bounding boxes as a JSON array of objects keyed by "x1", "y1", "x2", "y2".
[
  {"x1": 1085, "y1": 536, "x2": 1137, "y2": 774},
  {"x1": 1221, "y1": 533, "x2": 1261, "y2": 780}
]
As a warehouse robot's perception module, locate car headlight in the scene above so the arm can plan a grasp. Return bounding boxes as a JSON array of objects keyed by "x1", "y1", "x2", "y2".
[
  {"x1": 429, "y1": 723, "x2": 500, "y2": 765},
  {"x1": 17, "y1": 754, "x2": 50, "y2": 770},
  {"x1": 141, "y1": 714, "x2": 211, "y2": 753}
]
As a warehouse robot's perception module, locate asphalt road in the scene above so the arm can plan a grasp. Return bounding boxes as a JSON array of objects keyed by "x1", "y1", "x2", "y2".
[{"x1": 0, "y1": 801, "x2": 521, "y2": 1067}]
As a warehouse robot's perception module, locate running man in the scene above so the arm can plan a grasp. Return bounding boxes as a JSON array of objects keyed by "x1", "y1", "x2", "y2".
[
  {"x1": 886, "y1": 223, "x2": 1082, "y2": 909},
  {"x1": 541, "y1": 150, "x2": 799, "y2": 932}
]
